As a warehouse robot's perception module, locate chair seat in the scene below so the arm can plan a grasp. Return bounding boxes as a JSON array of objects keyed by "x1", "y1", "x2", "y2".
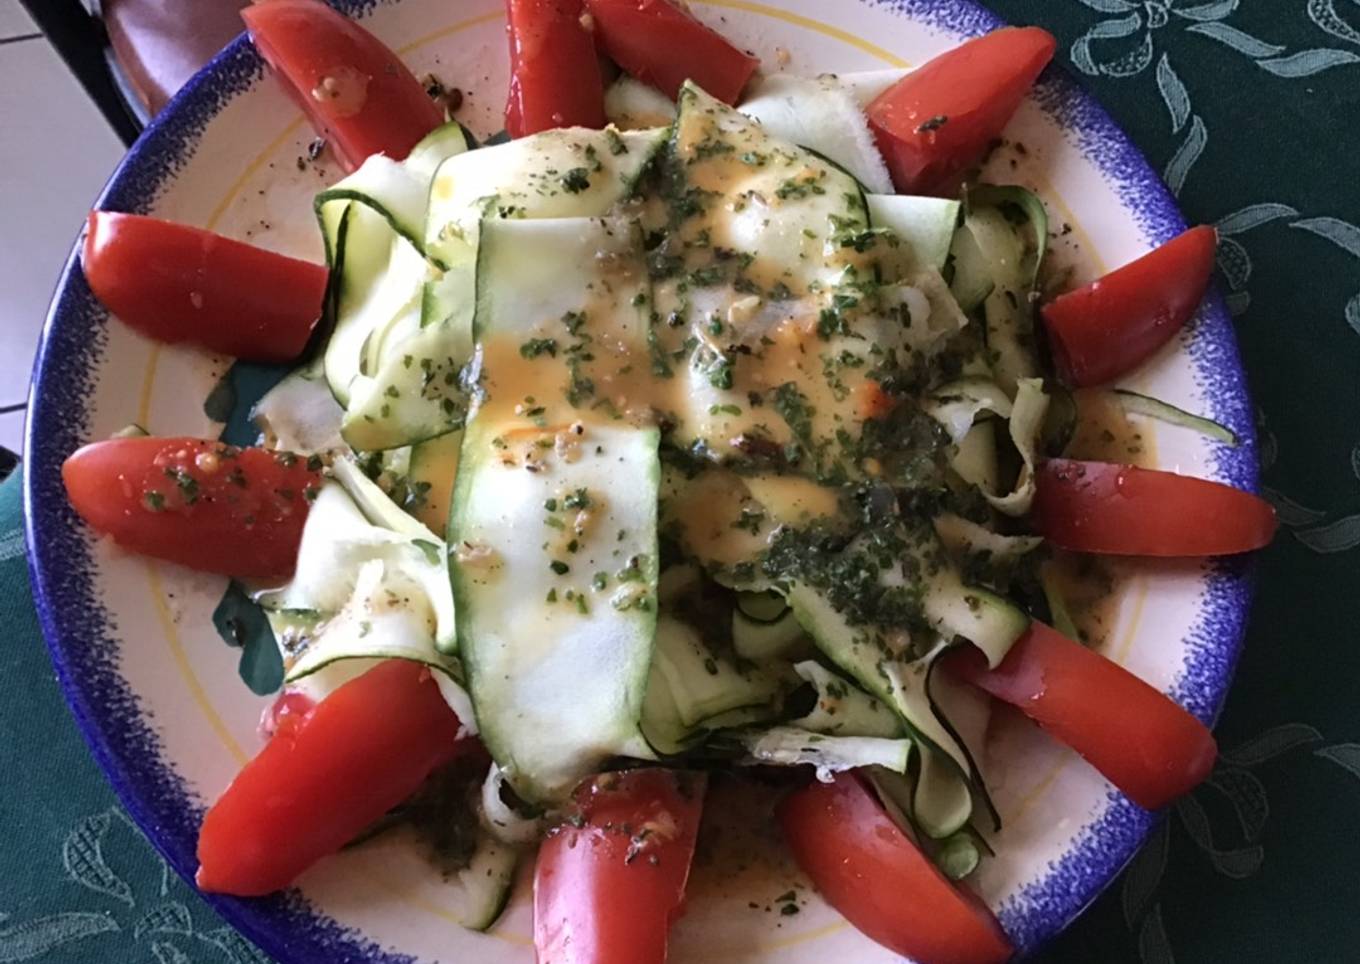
[{"x1": 105, "y1": 0, "x2": 248, "y2": 116}]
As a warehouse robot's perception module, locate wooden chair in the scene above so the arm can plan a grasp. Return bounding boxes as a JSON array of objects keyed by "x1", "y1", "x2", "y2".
[
  {"x1": 104, "y1": 0, "x2": 249, "y2": 117},
  {"x1": 19, "y1": 0, "x2": 248, "y2": 144}
]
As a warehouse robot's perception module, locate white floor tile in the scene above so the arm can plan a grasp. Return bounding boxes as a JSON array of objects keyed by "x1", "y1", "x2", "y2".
[
  {"x1": 0, "y1": 36, "x2": 124, "y2": 452},
  {"x1": 0, "y1": 1, "x2": 37, "y2": 39}
]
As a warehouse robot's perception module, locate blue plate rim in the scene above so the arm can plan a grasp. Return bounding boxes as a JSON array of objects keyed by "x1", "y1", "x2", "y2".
[{"x1": 23, "y1": 1, "x2": 1258, "y2": 961}]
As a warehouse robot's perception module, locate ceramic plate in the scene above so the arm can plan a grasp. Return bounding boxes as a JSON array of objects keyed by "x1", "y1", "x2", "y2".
[{"x1": 24, "y1": 0, "x2": 1258, "y2": 960}]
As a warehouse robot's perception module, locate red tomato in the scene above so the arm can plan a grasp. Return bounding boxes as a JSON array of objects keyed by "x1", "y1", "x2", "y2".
[
  {"x1": 944, "y1": 622, "x2": 1218, "y2": 811},
  {"x1": 865, "y1": 27, "x2": 1056, "y2": 195},
  {"x1": 1042, "y1": 226, "x2": 1219, "y2": 386},
  {"x1": 261, "y1": 690, "x2": 316, "y2": 741},
  {"x1": 534, "y1": 769, "x2": 706, "y2": 964},
  {"x1": 504, "y1": 0, "x2": 606, "y2": 137},
  {"x1": 1034, "y1": 458, "x2": 1277, "y2": 556},
  {"x1": 62, "y1": 437, "x2": 321, "y2": 580},
  {"x1": 779, "y1": 773, "x2": 1012, "y2": 964},
  {"x1": 583, "y1": 0, "x2": 759, "y2": 104},
  {"x1": 197, "y1": 659, "x2": 471, "y2": 896},
  {"x1": 856, "y1": 380, "x2": 897, "y2": 421},
  {"x1": 505, "y1": 73, "x2": 525, "y2": 137},
  {"x1": 242, "y1": 0, "x2": 443, "y2": 171},
  {"x1": 82, "y1": 212, "x2": 326, "y2": 363}
]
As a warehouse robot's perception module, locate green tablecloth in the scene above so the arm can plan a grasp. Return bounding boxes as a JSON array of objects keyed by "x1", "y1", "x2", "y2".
[{"x1": 8, "y1": 1, "x2": 1359, "y2": 960}]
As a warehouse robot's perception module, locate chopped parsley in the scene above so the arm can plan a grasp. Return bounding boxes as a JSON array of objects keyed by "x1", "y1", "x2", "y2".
[
  {"x1": 520, "y1": 338, "x2": 559, "y2": 359},
  {"x1": 775, "y1": 172, "x2": 827, "y2": 200},
  {"x1": 164, "y1": 467, "x2": 199, "y2": 505},
  {"x1": 560, "y1": 168, "x2": 591, "y2": 193},
  {"x1": 732, "y1": 506, "x2": 765, "y2": 534}
]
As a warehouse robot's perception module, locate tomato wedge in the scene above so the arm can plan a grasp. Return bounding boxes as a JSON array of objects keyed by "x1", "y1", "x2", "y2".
[
  {"x1": 82, "y1": 212, "x2": 326, "y2": 363},
  {"x1": 534, "y1": 769, "x2": 706, "y2": 964},
  {"x1": 779, "y1": 772, "x2": 1012, "y2": 964},
  {"x1": 504, "y1": 0, "x2": 606, "y2": 137},
  {"x1": 944, "y1": 622, "x2": 1217, "y2": 811},
  {"x1": 62, "y1": 437, "x2": 321, "y2": 580},
  {"x1": 584, "y1": 0, "x2": 759, "y2": 104},
  {"x1": 242, "y1": 0, "x2": 443, "y2": 171},
  {"x1": 1042, "y1": 226, "x2": 1219, "y2": 387},
  {"x1": 865, "y1": 27, "x2": 1056, "y2": 195},
  {"x1": 1034, "y1": 458, "x2": 1277, "y2": 556},
  {"x1": 197, "y1": 659, "x2": 472, "y2": 896}
]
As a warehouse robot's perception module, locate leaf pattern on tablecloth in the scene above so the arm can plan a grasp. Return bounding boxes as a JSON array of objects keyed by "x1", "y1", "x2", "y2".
[
  {"x1": 1064, "y1": 0, "x2": 1360, "y2": 543},
  {"x1": 1121, "y1": 820, "x2": 1170, "y2": 926},
  {"x1": 1206, "y1": 767, "x2": 1269, "y2": 841},
  {"x1": 1117, "y1": 724, "x2": 1360, "y2": 961},
  {"x1": 1314, "y1": 744, "x2": 1360, "y2": 779},
  {"x1": 195, "y1": 927, "x2": 274, "y2": 964},
  {"x1": 1212, "y1": 205, "x2": 1360, "y2": 334},
  {"x1": 1163, "y1": 116, "x2": 1207, "y2": 195},
  {"x1": 1072, "y1": 0, "x2": 1359, "y2": 93},
  {"x1": 1137, "y1": 905, "x2": 1176, "y2": 964},
  {"x1": 1220, "y1": 722, "x2": 1324, "y2": 765},
  {"x1": 7, "y1": 807, "x2": 269, "y2": 962},
  {"x1": 1175, "y1": 795, "x2": 1264, "y2": 878},
  {"x1": 150, "y1": 942, "x2": 192, "y2": 964},
  {"x1": 132, "y1": 903, "x2": 193, "y2": 941},
  {"x1": 0, "y1": 913, "x2": 118, "y2": 962},
  {"x1": 1294, "y1": 515, "x2": 1360, "y2": 552},
  {"x1": 1062, "y1": 0, "x2": 1360, "y2": 442},
  {"x1": 1153, "y1": 54, "x2": 1191, "y2": 131},
  {"x1": 62, "y1": 812, "x2": 133, "y2": 907}
]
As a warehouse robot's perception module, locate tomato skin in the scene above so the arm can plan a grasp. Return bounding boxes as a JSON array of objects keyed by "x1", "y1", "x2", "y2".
[
  {"x1": 504, "y1": 0, "x2": 606, "y2": 137},
  {"x1": 197, "y1": 659, "x2": 470, "y2": 896},
  {"x1": 779, "y1": 773, "x2": 1012, "y2": 964},
  {"x1": 534, "y1": 769, "x2": 706, "y2": 964},
  {"x1": 1034, "y1": 458, "x2": 1277, "y2": 556},
  {"x1": 505, "y1": 72, "x2": 525, "y2": 137},
  {"x1": 242, "y1": 0, "x2": 443, "y2": 171},
  {"x1": 944, "y1": 622, "x2": 1218, "y2": 811},
  {"x1": 82, "y1": 212, "x2": 326, "y2": 363},
  {"x1": 856, "y1": 380, "x2": 897, "y2": 421},
  {"x1": 1042, "y1": 226, "x2": 1219, "y2": 386},
  {"x1": 583, "y1": 0, "x2": 759, "y2": 104},
  {"x1": 866, "y1": 27, "x2": 1055, "y2": 194},
  {"x1": 62, "y1": 437, "x2": 321, "y2": 581},
  {"x1": 261, "y1": 690, "x2": 316, "y2": 741}
]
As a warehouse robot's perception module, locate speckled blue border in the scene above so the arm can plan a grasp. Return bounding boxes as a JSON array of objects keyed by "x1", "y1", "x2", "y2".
[
  {"x1": 870, "y1": 2, "x2": 1258, "y2": 951},
  {"x1": 25, "y1": 1, "x2": 1257, "y2": 961}
]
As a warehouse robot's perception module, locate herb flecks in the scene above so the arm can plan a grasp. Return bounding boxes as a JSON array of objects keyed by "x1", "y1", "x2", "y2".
[
  {"x1": 520, "y1": 338, "x2": 559, "y2": 359},
  {"x1": 561, "y1": 168, "x2": 592, "y2": 193}
]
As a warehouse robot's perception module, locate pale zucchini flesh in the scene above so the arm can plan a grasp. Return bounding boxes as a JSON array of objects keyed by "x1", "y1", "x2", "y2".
[
  {"x1": 738, "y1": 72, "x2": 894, "y2": 194},
  {"x1": 452, "y1": 210, "x2": 673, "y2": 803},
  {"x1": 409, "y1": 429, "x2": 463, "y2": 534},
  {"x1": 451, "y1": 421, "x2": 661, "y2": 804},
  {"x1": 652, "y1": 616, "x2": 779, "y2": 727},
  {"x1": 739, "y1": 726, "x2": 912, "y2": 776},
  {"x1": 281, "y1": 64, "x2": 1099, "y2": 892}
]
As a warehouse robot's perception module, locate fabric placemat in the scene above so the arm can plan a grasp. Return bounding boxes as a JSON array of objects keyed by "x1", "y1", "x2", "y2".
[{"x1": 9, "y1": 1, "x2": 1359, "y2": 960}]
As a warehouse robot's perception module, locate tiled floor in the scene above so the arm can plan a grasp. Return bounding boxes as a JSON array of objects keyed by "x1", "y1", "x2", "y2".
[{"x1": 0, "y1": 1, "x2": 125, "y2": 454}]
